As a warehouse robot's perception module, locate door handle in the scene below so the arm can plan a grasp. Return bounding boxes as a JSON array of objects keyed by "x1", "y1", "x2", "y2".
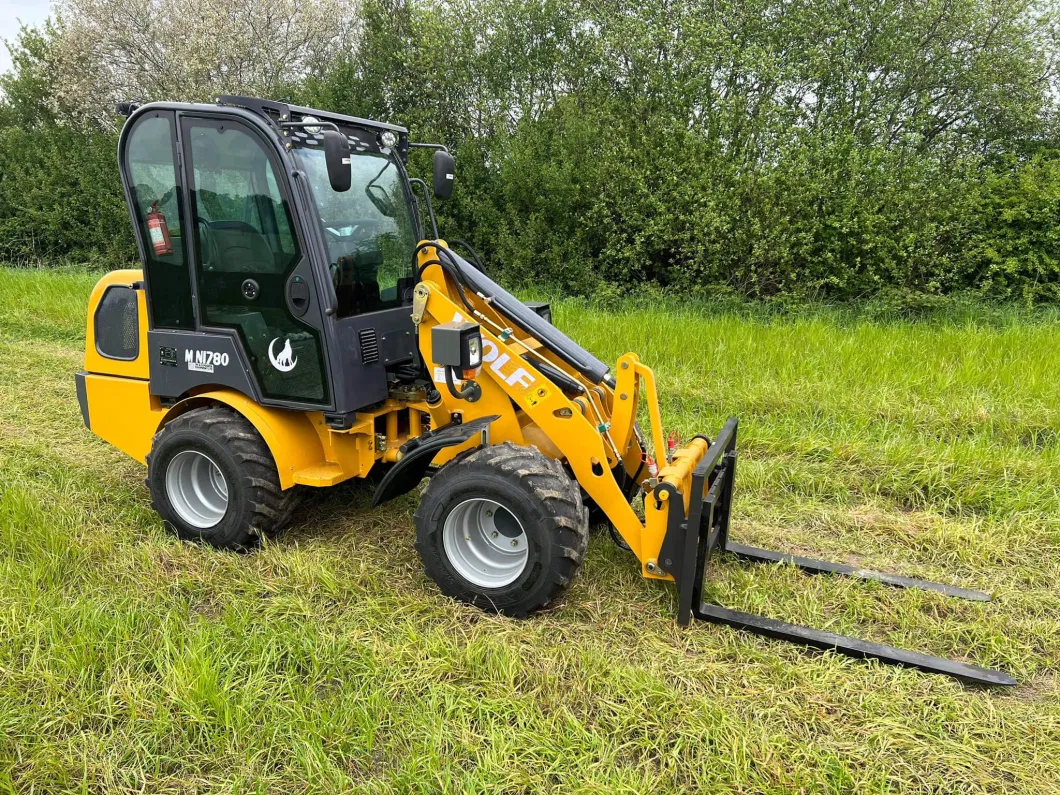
[{"x1": 287, "y1": 275, "x2": 310, "y2": 317}]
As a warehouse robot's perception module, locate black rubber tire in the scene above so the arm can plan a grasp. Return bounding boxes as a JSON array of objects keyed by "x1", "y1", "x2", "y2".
[
  {"x1": 414, "y1": 442, "x2": 589, "y2": 617},
  {"x1": 145, "y1": 406, "x2": 296, "y2": 550}
]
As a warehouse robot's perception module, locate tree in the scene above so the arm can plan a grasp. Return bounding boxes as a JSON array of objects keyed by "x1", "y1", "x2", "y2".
[
  {"x1": 51, "y1": 0, "x2": 358, "y2": 125},
  {"x1": 0, "y1": 24, "x2": 131, "y2": 265}
]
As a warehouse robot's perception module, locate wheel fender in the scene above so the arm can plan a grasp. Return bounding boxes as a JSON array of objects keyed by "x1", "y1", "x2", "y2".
[
  {"x1": 158, "y1": 389, "x2": 325, "y2": 490},
  {"x1": 372, "y1": 415, "x2": 499, "y2": 507}
]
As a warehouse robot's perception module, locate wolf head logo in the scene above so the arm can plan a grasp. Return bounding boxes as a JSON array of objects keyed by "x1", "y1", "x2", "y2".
[{"x1": 268, "y1": 337, "x2": 297, "y2": 372}]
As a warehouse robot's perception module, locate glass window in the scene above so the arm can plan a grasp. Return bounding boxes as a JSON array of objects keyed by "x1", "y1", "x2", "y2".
[
  {"x1": 293, "y1": 146, "x2": 417, "y2": 318},
  {"x1": 184, "y1": 119, "x2": 328, "y2": 405},
  {"x1": 125, "y1": 113, "x2": 194, "y2": 329},
  {"x1": 94, "y1": 285, "x2": 139, "y2": 360},
  {"x1": 188, "y1": 124, "x2": 299, "y2": 275}
]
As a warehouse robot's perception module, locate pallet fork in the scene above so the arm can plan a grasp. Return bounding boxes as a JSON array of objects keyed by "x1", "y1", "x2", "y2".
[{"x1": 657, "y1": 418, "x2": 1016, "y2": 687}]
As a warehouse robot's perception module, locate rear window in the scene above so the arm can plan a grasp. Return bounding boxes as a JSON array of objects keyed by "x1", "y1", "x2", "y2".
[{"x1": 95, "y1": 285, "x2": 139, "y2": 360}]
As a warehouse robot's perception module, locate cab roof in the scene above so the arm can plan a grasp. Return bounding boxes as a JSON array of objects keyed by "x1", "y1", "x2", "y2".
[{"x1": 216, "y1": 95, "x2": 408, "y2": 135}]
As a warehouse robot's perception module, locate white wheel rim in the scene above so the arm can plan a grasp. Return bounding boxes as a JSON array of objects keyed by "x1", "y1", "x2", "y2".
[
  {"x1": 442, "y1": 497, "x2": 529, "y2": 588},
  {"x1": 165, "y1": 450, "x2": 229, "y2": 529}
]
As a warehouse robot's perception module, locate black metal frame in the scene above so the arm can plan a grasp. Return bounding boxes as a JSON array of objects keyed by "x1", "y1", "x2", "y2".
[
  {"x1": 656, "y1": 418, "x2": 1016, "y2": 687},
  {"x1": 118, "y1": 98, "x2": 425, "y2": 418}
]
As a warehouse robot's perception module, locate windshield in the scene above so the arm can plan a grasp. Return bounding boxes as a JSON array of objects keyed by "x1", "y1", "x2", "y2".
[{"x1": 293, "y1": 147, "x2": 417, "y2": 318}]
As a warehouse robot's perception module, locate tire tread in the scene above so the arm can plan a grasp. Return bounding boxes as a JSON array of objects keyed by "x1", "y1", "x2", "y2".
[
  {"x1": 145, "y1": 406, "x2": 297, "y2": 549},
  {"x1": 415, "y1": 442, "x2": 589, "y2": 617}
]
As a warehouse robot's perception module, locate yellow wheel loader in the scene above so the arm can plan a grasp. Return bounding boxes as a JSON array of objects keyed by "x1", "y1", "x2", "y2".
[{"x1": 78, "y1": 96, "x2": 1014, "y2": 686}]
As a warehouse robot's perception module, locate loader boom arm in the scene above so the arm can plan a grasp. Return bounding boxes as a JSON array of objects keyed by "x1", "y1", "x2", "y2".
[
  {"x1": 414, "y1": 250, "x2": 656, "y2": 564},
  {"x1": 412, "y1": 241, "x2": 1016, "y2": 687}
]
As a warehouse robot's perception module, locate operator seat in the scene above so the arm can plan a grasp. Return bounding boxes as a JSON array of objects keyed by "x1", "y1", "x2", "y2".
[{"x1": 200, "y1": 220, "x2": 275, "y2": 272}]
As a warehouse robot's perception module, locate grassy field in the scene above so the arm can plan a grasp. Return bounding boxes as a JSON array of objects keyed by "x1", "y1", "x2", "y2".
[{"x1": 0, "y1": 268, "x2": 1058, "y2": 793}]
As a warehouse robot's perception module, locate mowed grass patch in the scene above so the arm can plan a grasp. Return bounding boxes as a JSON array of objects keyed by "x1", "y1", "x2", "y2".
[{"x1": 0, "y1": 270, "x2": 1057, "y2": 793}]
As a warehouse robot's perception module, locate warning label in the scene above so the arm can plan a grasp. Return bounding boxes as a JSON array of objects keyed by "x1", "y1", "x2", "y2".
[{"x1": 526, "y1": 385, "x2": 551, "y2": 407}]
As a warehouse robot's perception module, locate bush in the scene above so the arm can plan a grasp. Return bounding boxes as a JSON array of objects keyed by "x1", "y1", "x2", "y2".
[
  {"x1": 0, "y1": 25, "x2": 133, "y2": 268},
  {"x1": 963, "y1": 152, "x2": 1060, "y2": 302},
  {"x1": 2, "y1": 0, "x2": 1059, "y2": 303}
]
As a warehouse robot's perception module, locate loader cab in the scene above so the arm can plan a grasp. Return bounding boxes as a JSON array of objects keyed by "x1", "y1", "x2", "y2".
[{"x1": 116, "y1": 97, "x2": 428, "y2": 421}]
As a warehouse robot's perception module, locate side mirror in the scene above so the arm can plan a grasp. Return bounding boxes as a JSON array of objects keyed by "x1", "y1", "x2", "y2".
[
  {"x1": 432, "y1": 149, "x2": 455, "y2": 199},
  {"x1": 322, "y1": 130, "x2": 351, "y2": 192}
]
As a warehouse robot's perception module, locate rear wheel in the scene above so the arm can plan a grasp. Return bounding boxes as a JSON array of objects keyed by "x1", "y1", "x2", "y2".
[
  {"x1": 146, "y1": 406, "x2": 296, "y2": 550},
  {"x1": 415, "y1": 442, "x2": 589, "y2": 617}
]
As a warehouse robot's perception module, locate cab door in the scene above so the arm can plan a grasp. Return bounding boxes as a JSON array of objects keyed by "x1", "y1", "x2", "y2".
[{"x1": 181, "y1": 115, "x2": 331, "y2": 407}]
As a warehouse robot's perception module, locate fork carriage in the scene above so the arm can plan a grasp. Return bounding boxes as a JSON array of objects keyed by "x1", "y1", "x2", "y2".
[{"x1": 655, "y1": 418, "x2": 1015, "y2": 687}]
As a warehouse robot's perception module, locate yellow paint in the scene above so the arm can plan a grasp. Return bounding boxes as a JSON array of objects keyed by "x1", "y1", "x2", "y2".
[
  {"x1": 630, "y1": 359, "x2": 668, "y2": 469},
  {"x1": 610, "y1": 354, "x2": 640, "y2": 454},
  {"x1": 81, "y1": 246, "x2": 719, "y2": 587},
  {"x1": 83, "y1": 374, "x2": 167, "y2": 463},
  {"x1": 83, "y1": 269, "x2": 149, "y2": 380}
]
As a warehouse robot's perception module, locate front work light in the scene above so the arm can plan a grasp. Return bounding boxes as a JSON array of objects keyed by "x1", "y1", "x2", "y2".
[
  {"x1": 432, "y1": 321, "x2": 483, "y2": 371},
  {"x1": 467, "y1": 335, "x2": 481, "y2": 367}
]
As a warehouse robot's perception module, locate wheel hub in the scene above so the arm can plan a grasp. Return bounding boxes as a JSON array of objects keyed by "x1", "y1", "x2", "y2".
[
  {"x1": 442, "y1": 497, "x2": 529, "y2": 588},
  {"x1": 165, "y1": 450, "x2": 229, "y2": 529}
]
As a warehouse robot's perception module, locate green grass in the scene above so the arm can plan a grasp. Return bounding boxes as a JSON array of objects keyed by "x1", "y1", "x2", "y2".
[{"x1": 1, "y1": 267, "x2": 1058, "y2": 793}]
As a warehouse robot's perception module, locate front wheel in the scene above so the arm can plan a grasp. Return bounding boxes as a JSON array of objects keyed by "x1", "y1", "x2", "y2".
[{"x1": 414, "y1": 442, "x2": 589, "y2": 617}]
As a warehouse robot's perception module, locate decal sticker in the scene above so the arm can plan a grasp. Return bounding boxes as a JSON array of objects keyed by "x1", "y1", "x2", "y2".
[
  {"x1": 269, "y1": 337, "x2": 298, "y2": 372},
  {"x1": 433, "y1": 366, "x2": 446, "y2": 383},
  {"x1": 185, "y1": 349, "x2": 228, "y2": 374},
  {"x1": 480, "y1": 339, "x2": 535, "y2": 388},
  {"x1": 526, "y1": 385, "x2": 551, "y2": 407}
]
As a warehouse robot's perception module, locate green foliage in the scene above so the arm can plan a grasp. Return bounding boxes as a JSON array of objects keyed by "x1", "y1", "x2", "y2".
[
  {"x1": 0, "y1": 25, "x2": 132, "y2": 267},
  {"x1": 2, "y1": 269, "x2": 1060, "y2": 792},
  {"x1": 3, "y1": 0, "x2": 1060, "y2": 300},
  {"x1": 297, "y1": 0, "x2": 1060, "y2": 300},
  {"x1": 963, "y1": 152, "x2": 1060, "y2": 301}
]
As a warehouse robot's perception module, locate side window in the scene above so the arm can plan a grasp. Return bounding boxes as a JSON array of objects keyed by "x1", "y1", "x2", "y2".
[
  {"x1": 187, "y1": 124, "x2": 298, "y2": 275},
  {"x1": 184, "y1": 118, "x2": 328, "y2": 405},
  {"x1": 125, "y1": 113, "x2": 194, "y2": 329},
  {"x1": 94, "y1": 286, "x2": 139, "y2": 360}
]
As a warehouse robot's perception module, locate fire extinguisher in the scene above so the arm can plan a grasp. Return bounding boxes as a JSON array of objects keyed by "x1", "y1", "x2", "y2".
[{"x1": 146, "y1": 201, "x2": 174, "y2": 256}]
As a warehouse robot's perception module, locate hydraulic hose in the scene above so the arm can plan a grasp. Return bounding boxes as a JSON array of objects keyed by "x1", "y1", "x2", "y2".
[
  {"x1": 444, "y1": 366, "x2": 481, "y2": 402},
  {"x1": 449, "y1": 239, "x2": 487, "y2": 274},
  {"x1": 412, "y1": 240, "x2": 610, "y2": 384}
]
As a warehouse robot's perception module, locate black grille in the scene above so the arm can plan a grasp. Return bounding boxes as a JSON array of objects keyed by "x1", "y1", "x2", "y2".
[
  {"x1": 359, "y1": 328, "x2": 379, "y2": 365},
  {"x1": 95, "y1": 286, "x2": 139, "y2": 360}
]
